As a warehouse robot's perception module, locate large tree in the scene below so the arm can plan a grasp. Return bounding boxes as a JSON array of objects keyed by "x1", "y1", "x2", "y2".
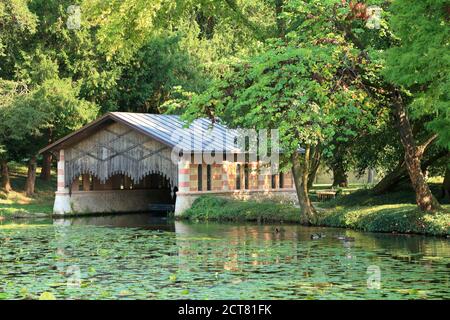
[
  {"x1": 382, "y1": 0, "x2": 449, "y2": 211},
  {"x1": 0, "y1": 79, "x2": 29, "y2": 192},
  {"x1": 3, "y1": 77, "x2": 98, "y2": 195}
]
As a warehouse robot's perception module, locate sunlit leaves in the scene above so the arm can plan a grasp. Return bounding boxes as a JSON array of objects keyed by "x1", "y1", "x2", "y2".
[{"x1": 384, "y1": 0, "x2": 449, "y2": 149}]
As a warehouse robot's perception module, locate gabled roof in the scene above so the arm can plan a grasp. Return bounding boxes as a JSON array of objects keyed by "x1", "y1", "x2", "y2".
[{"x1": 39, "y1": 112, "x2": 243, "y2": 154}]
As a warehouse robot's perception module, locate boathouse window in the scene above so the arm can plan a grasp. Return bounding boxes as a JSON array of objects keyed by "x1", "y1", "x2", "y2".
[
  {"x1": 206, "y1": 165, "x2": 212, "y2": 191},
  {"x1": 236, "y1": 164, "x2": 241, "y2": 190},
  {"x1": 271, "y1": 174, "x2": 276, "y2": 189},
  {"x1": 197, "y1": 164, "x2": 203, "y2": 191},
  {"x1": 244, "y1": 164, "x2": 249, "y2": 189},
  {"x1": 279, "y1": 172, "x2": 284, "y2": 189}
]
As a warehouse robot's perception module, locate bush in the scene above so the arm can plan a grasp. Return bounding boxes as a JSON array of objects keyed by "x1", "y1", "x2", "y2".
[{"x1": 182, "y1": 196, "x2": 301, "y2": 223}]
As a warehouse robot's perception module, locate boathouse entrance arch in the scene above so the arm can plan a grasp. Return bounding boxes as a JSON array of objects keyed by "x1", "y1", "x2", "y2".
[{"x1": 41, "y1": 114, "x2": 180, "y2": 214}]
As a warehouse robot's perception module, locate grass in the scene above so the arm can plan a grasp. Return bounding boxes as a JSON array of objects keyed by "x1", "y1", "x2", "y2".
[
  {"x1": 0, "y1": 163, "x2": 55, "y2": 218},
  {"x1": 2, "y1": 163, "x2": 449, "y2": 236},
  {"x1": 317, "y1": 204, "x2": 450, "y2": 236},
  {"x1": 183, "y1": 183, "x2": 450, "y2": 236},
  {"x1": 315, "y1": 183, "x2": 450, "y2": 236},
  {"x1": 182, "y1": 196, "x2": 302, "y2": 223}
]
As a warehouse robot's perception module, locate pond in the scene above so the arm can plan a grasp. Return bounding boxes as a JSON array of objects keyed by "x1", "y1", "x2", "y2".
[{"x1": 0, "y1": 213, "x2": 449, "y2": 300}]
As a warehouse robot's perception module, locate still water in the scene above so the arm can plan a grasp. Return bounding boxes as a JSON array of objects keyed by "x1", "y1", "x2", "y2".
[{"x1": 0, "y1": 213, "x2": 449, "y2": 299}]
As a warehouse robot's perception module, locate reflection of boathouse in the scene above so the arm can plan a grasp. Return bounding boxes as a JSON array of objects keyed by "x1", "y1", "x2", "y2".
[{"x1": 41, "y1": 113, "x2": 297, "y2": 215}]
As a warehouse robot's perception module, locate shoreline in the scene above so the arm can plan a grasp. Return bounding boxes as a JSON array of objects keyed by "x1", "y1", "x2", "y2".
[{"x1": 2, "y1": 199, "x2": 449, "y2": 238}]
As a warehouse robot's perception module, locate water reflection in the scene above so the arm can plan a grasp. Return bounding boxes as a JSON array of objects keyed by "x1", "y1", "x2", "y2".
[
  {"x1": 0, "y1": 213, "x2": 448, "y2": 299},
  {"x1": 54, "y1": 212, "x2": 175, "y2": 231}
]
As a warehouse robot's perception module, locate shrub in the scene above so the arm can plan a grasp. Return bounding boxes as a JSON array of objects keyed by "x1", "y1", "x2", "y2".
[{"x1": 182, "y1": 196, "x2": 301, "y2": 223}]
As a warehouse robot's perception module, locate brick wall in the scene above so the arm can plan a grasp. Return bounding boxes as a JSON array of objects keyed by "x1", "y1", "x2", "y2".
[{"x1": 186, "y1": 160, "x2": 295, "y2": 192}]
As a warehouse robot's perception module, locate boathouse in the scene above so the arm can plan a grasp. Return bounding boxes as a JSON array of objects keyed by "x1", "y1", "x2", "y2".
[{"x1": 40, "y1": 112, "x2": 297, "y2": 215}]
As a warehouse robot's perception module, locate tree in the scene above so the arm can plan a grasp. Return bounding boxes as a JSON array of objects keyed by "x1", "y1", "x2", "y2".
[
  {"x1": 180, "y1": 38, "x2": 378, "y2": 223},
  {"x1": 109, "y1": 35, "x2": 206, "y2": 113},
  {"x1": 0, "y1": 80, "x2": 28, "y2": 192},
  {"x1": 4, "y1": 78, "x2": 98, "y2": 195},
  {"x1": 3, "y1": 0, "x2": 114, "y2": 182},
  {"x1": 0, "y1": 0, "x2": 37, "y2": 79},
  {"x1": 383, "y1": 0, "x2": 449, "y2": 211}
]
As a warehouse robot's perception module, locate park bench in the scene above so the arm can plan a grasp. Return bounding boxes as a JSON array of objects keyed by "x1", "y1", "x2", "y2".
[{"x1": 316, "y1": 190, "x2": 337, "y2": 201}]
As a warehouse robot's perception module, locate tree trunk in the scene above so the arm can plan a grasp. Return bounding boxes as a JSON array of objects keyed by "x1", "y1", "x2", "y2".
[
  {"x1": 441, "y1": 167, "x2": 450, "y2": 200},
  {"x1": 373, "y1": 160, "x2": 405, "y2": 194},
  {"x1": 291, "y1": 145, "x2": 316, "y2": 225},
  {"x1": 373, "y1": 150, "x2": 448, "y2": 194},
  {"x1": 332, "y1": 164, "x2": 348, "y2": 188},
  {"x1": 274, "y1": 0, "x2": 286, "y2": 39},
  {"x1": 25, "y1": 156, "x2": 37, "y2": 197},
  {"x1": 307, "y1": 145, "x2": 321, "y2": 189},
  {"x1": 367, "y1": 168, "x2": 375, "y2": 184},
  {"x1": 1, "y1": 160, "x2": 12, "y2": 192},
  {"x1": 40, "y1": 152, "x2": 52, "y2": 181},
  {"x1": 393, "y1": 93, "x2": 441, "y2": 212}
]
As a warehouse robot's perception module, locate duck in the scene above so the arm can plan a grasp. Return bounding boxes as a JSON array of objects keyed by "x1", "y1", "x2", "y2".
[
  {"x1": 310, "y1": 233, "x2": 325, "y2": 240},
  {"x1": 274, "y1": 227, "x2": 285, "y2": 234},
  {"x1": 336, "y1": 235, "x2": 355, "y2": 242}
]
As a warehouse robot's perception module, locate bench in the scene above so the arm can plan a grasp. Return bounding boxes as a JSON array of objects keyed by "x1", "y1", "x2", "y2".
[{"x1": 316, "y1": 190, "x2": 337, "y2": 201}]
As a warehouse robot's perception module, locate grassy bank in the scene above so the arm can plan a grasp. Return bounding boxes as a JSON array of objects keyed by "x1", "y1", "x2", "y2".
[
  {"x1": 183, "y1": 196, "x2": 302, "y2": 223},
  {"x1": 0, "y1": 163, "x2": 54, "y2": 218},
  {"x1": 182, "y1": 187, "x2": 450, "y2": 236},
  {"x1": 315, "y1": 187, "x2": 449, "y2": 236}
]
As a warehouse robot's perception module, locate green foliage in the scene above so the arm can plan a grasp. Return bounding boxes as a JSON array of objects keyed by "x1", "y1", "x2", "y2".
[
  {"x1": 317, "y1": 185, "x2": 449, "y2": 235},
  {"x1": 384, "y1": 0, "x2": 450, "y2": 150},
  {"x1": 318, "y1": 204, "x2": 450, "y2": 236},
  {"x1": 321, "y1": 183, "x2": 449, "y2": 208},
  {"x1": 110, "y1": 35, "x2": 206, "y2": 113},
  {"x1": 183, "y1": 195, "x2": 301, "y2": 222},
  {"x1": 0, "y1": 0, "x2": 37, "y2": 78},
  {"x1": 83, "y1": 0, "x2": 266, "y2": 63},
  {"x1": 3, "y1": 78, "x2": 98, "y2": 158}
]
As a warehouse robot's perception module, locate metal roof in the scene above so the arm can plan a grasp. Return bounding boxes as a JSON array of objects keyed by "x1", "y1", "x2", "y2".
[
  {"x1": 110, "y1": 112, "x2": 241, "y2": 153},
  {"x1": 40, "y1": 112, "x2": 304, "y2": 155},
  {"x1": 40, "y1": 112, "x2": 250, "y2": 154}
]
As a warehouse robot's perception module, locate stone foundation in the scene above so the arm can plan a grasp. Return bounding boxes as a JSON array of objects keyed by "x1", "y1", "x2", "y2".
[{"x1": 54, "y1": 189, "x2": 173, "y2": 215}]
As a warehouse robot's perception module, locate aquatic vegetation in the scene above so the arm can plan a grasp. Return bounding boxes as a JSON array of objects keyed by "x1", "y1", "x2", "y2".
[{"x1": 0, "y1": 218, "x2": 449, "y2": 300}]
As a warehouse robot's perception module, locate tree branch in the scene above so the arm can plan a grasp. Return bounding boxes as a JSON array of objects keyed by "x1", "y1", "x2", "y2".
[
  {"x1": 224, "y1": 0, "x2": 267, "y2": 41},
  {"x1": 417, "y1": 133, "x2": 439, "y2": 157}
]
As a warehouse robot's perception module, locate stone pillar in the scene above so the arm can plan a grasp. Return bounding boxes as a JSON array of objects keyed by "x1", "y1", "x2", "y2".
[
  {"x1": 53, "y1": 149, "x2": 72, "y2": 215},
  {"x1": 175, "y1": 160, "x2": 192, "y2": 216}
]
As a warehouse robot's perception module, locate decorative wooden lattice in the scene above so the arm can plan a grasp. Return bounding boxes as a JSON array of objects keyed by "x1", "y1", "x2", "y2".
[{"x1": 64, "y1": 122, "x2": 178, "y2": 187}]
